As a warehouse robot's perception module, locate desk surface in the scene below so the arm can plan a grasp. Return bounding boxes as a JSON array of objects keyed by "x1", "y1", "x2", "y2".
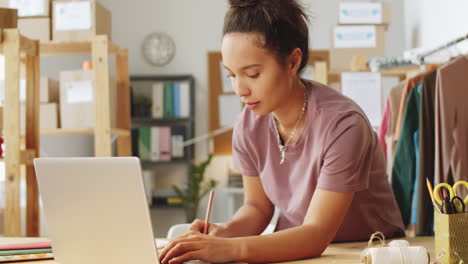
[{"x1": 0, "y1": 237, "x2": 434, "y2": 264}]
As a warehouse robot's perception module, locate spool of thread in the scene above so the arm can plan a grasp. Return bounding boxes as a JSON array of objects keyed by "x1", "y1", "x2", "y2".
[
  {"x1": 388, "y1": 240, "x2": 410, "y2": 247},
  {"x1": 361, "y1": 246, "x2": 429, "y2": 264}
]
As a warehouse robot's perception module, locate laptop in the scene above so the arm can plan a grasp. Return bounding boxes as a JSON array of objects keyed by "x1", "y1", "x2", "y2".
[{"x1": 34, "y1": 157, "x2": 162, "y2": 264}]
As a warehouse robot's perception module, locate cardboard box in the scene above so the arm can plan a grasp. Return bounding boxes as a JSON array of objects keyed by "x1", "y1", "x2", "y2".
[
  {"x1": 339, "y1": 2, "x2": 390, "y2": 25},
  {"x1": 20, "y1": 103, "x2": 59, "y2": 132},
  {"x1": 53, "y1": 0, "x2": 111, "y2": 42},
  {"x1": 40, "y1": 77, "x2": 59, "y2": 103},
  {"x1": 18, "y1": 17, "x2": 50, "y2": 42},
  {"x1": 0, "y1": 0, "x2": 50, "y2": 17},
  {"x1": 0, "y1": 8, "x2": 17, "y2": 29},
  {"x1": 330, "y1": 25, "x2": 385, "y2": 71},
  {"x1": 59, "y1": 70, "x2": 116, "y2": 129}
]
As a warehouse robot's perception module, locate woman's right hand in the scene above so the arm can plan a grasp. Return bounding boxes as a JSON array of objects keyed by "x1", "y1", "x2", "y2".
[{"x1": 189, "y1": 219, "x2": 229, "y2": 237}]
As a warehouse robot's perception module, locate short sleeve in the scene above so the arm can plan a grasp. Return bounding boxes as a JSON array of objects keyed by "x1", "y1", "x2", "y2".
[
  {"x1": 232, "y1": 121, "x2": 259, "y2": 177},
  {"x1": 317, "y1": 113, "x2": 373, "y2": 192}
]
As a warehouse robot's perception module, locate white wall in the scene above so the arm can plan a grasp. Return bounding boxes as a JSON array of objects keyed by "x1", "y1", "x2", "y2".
[{"x1": 404, "y1": 0, "x2": 468, "y2": 52}]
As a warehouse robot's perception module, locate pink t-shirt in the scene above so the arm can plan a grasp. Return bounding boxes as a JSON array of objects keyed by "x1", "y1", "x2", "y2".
[{"x1": 232, "y1": 80, "x2": 405, "y2": 242}]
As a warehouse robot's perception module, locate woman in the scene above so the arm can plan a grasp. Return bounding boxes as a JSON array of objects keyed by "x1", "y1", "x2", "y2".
[{"x1": 160, "y1": 0, "x2": 405, "y2": 263}]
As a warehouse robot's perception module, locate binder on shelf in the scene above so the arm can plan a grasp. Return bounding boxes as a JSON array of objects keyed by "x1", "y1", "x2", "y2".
[
  {"x1": 163, "y1": 82, "x2": 173, "y2": 118},
  {"x1": 179, "y1": 80, "x2": 190, "y2": 118},
  {"x1": 159, "y1": 126, "x2": 171, "y2": 161},
  {"x1": 172, "y1": 82, "x2": 181, "y2": 118},
  {"x1": 150, "y1": 126, "x2": 160, "y2": 161},
  {"x1": 151, "y1": 82, "x2": 164, "y2": 119},
  {"x1": 131, "y1": 128, "x2": 139, "y2": 157},
  {"x1": 138, "y1": 127, "x2": 151, "y2": 161},
  {"x1": 171, "y1": 125, "x2": 185, "y2": 159}
]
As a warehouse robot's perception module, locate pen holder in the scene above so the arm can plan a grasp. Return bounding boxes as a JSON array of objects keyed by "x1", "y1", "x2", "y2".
[{"x1": 434, "y1": 211, "x2": 468, "y2": 264}]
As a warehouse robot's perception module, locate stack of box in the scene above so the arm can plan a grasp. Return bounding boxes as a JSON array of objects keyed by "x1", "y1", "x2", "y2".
[
  {"x1": 59, "y1": 69, "x2": 116, "y2": 129},
  {"x1": 1, "y1": 0, "x2": 112, "y2": 42},
  {"x1": 52, "y1": 0, "x2": 111, "y2": 41},
  {"x1": 18, "y1": 77, "x2": 60, "y2": 132},
  {"x1": 330, "y1": 2, "x2": 390, "y2": 71},
  {"x1": 0, "y1": 0, "x2": 52, "y2": 42}
]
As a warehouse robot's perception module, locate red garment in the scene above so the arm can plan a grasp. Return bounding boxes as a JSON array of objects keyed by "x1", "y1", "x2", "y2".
[{"x1": 378, "y1": 99, "x2": 390, "y2": 160}]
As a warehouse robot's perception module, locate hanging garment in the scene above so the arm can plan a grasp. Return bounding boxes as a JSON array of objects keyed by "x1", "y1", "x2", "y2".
[
  {"x1": 393, "y1": 65, "x2": 438, "y2": 146},
  {"x1": 435, "y1": 56, "x2": 468, "y2": 185},
  {"x1": 385, "y1": 82, "x2": 404, "y2": 180},
  {"x1": 411, "y1": 130, "x2": 420, "y2": 227},
  {"x1": 416, "y1": 70, "x2": 437, "y2": 236},
  {"x1": 378, "y1": 99, "x2": 390, "y2": 160},
  {"x1": 392, "y1": 83, "x2": 422, "y2": 227}
]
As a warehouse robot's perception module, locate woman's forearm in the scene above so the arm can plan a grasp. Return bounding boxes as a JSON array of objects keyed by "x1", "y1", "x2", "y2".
[
  {"x1": 217, "y1": 204, "x2": 273, "y2": 238},
  {"x1": 233, "y1": 224, "x2": 330, "y2": 263}
]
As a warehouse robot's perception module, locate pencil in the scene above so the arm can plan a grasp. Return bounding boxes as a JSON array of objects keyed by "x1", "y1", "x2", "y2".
[
  {"x1": 203, "y1": 190, "x2": 215, "y2": 235},
  {"x1": 426, "y1": 177, "x2": 442, "y2": 213}
]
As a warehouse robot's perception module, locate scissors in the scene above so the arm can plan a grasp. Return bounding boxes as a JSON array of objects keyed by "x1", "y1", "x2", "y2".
[{"x1": 433, "y1": 181, "x2": 468, "y2": 213}]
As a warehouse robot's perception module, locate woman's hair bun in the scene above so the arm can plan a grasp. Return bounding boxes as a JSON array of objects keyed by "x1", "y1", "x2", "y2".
[{"x1": 228, "y1": 0, "x2": 262, "y2": 8}]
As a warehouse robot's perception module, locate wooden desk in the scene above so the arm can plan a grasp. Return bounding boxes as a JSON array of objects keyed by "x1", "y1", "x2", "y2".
[{"x1": 0, "y1": 237, "x2": 434, "y2": 264}]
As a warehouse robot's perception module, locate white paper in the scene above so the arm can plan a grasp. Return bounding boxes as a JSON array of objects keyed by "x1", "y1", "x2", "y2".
[
  {"x1": 341, "y1": 72, "x2": 382, "y2": 127},
  {"x1": 300, "y1": 65, "x2": 314, "y2": 80},
  {"x1": 334, "y1": 26, "x2": 377, "y2": 48},
  {"x1": 10, "y1": 0, "x2": 47, "y2": 17},
  {"x1": 54, "y1": 2, "x2": 92, "y2": 31},
  {"x1": 220, "y1": 61, "x2": 233, "y2": 93},
  {"x1": 155, "y1": 239, "x2": 169, "y2": 249},
  {"x1": 65, "y1": 80, "x2": 94, "y2": 104},
  {"x1": 339, "y1": 3, "x2": 383, "y2": 24},
  {"x1": 218, "y1": 94, "x2": 242, "y2": 128}
]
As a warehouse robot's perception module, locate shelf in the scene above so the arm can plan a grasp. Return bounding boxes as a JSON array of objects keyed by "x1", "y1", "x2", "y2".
[
  {"x1": 150, "y1": 204, "x2": 183, "y2": 209},
  {"x1": 141, "y1": 159, "x2": 191, "y2": 166},
  {"x1": 40, "y1": 128, "x2": 130, "y2": 136},
  {"x1": 328, "y1": 65, "x2": 420, "y2": 78},
  {"x1": 40, "y1": 39, "x2": 120, "y2": 56},
  {"x1": 132, "y1": 117, "x2": 193, "y2": 126}
]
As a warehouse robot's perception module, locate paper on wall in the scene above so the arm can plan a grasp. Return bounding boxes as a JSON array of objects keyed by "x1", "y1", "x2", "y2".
[
  {"x1": 341, "y1": 72, "x2": 382, "y2": 127},
  {"x1": 219, "y1": 94, "x2": 242, "y2": 128},
  {"x1": 9, "y1": 0, "x2": 47, "y2": 17},
  {"x1": 334, "y1": 26, "x2": 377, "y2": 49},
  {"x1": 65, "y1": 80, "x2": 94, "y2": 104},
  {"x1": 54, "y1": 2, "x2": 92, "y2": 31},
  {"x1": 219, "y1": 61, "x2": 233, "y2": 93},
  {"x1": 339, "y1": 3, "x2": 383, "y2": 24}
]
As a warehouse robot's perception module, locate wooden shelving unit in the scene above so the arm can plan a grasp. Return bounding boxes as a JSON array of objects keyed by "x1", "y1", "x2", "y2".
[
  {"x1": 1, "y1": 29, "x2": 40, "y2": 237},
  {"x1": 40, "y1": 35, "x2": 132, "y2": 157},
  {"x1": 2, "y1": 32, "x2": 132, "y2": 237}
]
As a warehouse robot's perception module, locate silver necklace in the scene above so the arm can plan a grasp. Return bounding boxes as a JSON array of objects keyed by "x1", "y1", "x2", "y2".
[{"x1": 273, "y1": 90, "x2": 307, "y2": 164}]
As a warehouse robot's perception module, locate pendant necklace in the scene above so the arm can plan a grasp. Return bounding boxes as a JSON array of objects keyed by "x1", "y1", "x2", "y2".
[{"x1": 273, "y1": 90, "x2": 307, "y2": 165}]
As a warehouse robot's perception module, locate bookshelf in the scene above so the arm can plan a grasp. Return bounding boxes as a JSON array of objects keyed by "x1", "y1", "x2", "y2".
[{"x1": 130, "y1": 75, "x2": 195, "y2": 208}]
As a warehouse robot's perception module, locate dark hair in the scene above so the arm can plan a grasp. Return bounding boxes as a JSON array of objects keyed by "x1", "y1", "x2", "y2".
[{"x1": 223, "y1": 0, "x2": 309, "y2": 74}]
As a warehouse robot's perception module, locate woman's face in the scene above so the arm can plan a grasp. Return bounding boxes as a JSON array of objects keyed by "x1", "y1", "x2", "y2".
[{"x1": 221, "y1": 32, "x2": 295, "y2": 116}]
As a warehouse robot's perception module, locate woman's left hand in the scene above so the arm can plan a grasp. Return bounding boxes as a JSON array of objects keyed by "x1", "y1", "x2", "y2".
[{"x1": 159, "y1": 231, "x2": 243, "y2": 264}]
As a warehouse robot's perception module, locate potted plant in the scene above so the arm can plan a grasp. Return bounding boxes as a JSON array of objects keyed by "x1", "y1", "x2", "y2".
[
  {"x1": 172, "y1": 154, "x2": 217, "y2": 223},
  {"x1": 132, "y1": 94, "x2": 152, "y2": 117}
]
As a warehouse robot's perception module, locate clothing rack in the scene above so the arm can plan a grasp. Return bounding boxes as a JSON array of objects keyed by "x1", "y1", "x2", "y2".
[{"x1": 418, "y1": 33, "x2": 468, "y2": 65}]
